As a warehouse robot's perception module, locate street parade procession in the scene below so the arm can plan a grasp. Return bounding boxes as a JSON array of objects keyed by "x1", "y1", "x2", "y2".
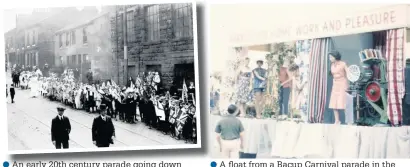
[{"x1": 9, "y1": 64, "x2": 198, "y2": 148}]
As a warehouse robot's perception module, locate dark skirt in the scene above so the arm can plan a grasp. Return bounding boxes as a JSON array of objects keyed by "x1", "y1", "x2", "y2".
[{"x1": 182, "y1": 115, "x2": 193, "y2": 139}]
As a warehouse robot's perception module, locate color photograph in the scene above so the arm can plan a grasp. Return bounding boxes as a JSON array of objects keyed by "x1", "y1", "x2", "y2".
[{"x1": 209, "y1": 4, "x2": 410, "y2": 158}]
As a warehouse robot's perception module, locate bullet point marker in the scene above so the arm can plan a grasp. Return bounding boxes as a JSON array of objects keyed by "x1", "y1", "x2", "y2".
[
  {"x1": 210, "y1": 161, "x2": 217, "y2": 167},
  {"x1": 3, "y1": 161, "x2": 9, "y2": 167}
]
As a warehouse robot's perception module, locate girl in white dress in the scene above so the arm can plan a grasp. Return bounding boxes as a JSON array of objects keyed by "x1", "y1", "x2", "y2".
[
  {"x1": 288, "y1": 65, "x2": 307, "y2": 120},
  {"x1": 29, "y1": 75, "x2": 40, "y2": 98},
  {"x1": 75, "y1": 88, "x2": 83, "y2": 109}
]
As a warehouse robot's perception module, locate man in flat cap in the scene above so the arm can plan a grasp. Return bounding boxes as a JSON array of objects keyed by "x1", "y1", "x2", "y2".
[
  {"x1": 51, "y1": 107, "x2": 71, "y2": 149},
  {"x1": 92, "y1": 104, "x2": 115, "y2": 147}
]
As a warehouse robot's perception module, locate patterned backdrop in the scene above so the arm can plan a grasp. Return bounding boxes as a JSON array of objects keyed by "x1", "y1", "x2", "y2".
[{"x1": 295, "y1": 40, "x2": 312, "y2": 122}]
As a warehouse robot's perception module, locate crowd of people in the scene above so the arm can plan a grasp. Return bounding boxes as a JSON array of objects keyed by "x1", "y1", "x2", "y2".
[{"x1": 8, "y1": 64, "x2": 198, "y2": 144}]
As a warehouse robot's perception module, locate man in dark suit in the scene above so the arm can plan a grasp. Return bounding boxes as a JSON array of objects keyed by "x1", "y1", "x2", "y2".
[
  {"x1": 9, "y1": 84, "x2": 15, "y2": 103},
  {"x1": 51, "y1": 107, "x2": 71, "y2": 149},
  {"x1": 403, "y1": 59, "x2": 410, "y2": 125},
  {"x1": 92, "y1": 104, "x2": 115, "y2": 147}
]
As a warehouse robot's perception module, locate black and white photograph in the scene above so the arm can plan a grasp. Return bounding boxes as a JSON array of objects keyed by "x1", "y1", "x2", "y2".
[{"x1": 4, "y1": 2, "x2": 200, "y2": 154}]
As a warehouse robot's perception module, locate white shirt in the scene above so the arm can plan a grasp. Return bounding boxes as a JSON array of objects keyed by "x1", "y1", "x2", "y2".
[
  {"x1": 58, "y1": 115, "x2": 64, "y2": 120},
  {"x1": 101, "y1": 116, "x2": 106, "y2": 121},
  {"x1": 153, "y1": 75, "x2": 160, "y2": 83}
]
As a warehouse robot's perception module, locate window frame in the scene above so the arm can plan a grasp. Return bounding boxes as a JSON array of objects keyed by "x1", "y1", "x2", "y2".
[
  {"x1": 145, "y1": 5, "x2": 160, "y2": 42},
  {"x1": 71, "y1": 30, "x2": 76, "y2": 45},
  {"x1": 59, "y1": 34, "x2": 63, "y2": 48},
  {"x1": 26, "y1": 32, "x2": 29, "y2": 46},
  {"x1": 71, "y1": 55, "x2": 77, "y2": 65},
  {"x1": 126, "y1": 11, "x2": 135, "y2": 43},
  {"x1": 83, "y1": 27, "x2": 88, "y2": 44},
  {"x1": 172, "y1": 3, "x2": 193, "y2": 39},
  {"x1": 32, "y1": 30, "x2": 35, "y2": 45},
  {"x1": 65, "y1": 32, "x2": 70, "y2": 46}
]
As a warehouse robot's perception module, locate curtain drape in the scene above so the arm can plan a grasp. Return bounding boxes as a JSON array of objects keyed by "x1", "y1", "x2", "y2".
[
  {"x1": 296, "y1": 40, "x2": 312, "y2": 122},
  {"x1": 307, "y1": 38, "x2": 332, "y2": 123},
  {"x1": 385, "y1": 28, "x2": 406, "y2": 126},
  {"x1": 373, "y1": 31, "x2": 387, "y2": 58}
]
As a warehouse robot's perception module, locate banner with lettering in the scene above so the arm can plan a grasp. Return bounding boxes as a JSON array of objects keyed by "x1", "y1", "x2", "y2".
[{"x1": 229, "y1": 5, "x2": 409, "y2": 46}]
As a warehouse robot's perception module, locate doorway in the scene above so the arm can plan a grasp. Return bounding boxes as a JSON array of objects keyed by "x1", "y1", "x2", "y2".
[
  {"x1": 146, "y1": 65, "x2": 162, "y2": 75},
  {"x1": 174, "y1": 63, "x2": 195, "y2": 86}
]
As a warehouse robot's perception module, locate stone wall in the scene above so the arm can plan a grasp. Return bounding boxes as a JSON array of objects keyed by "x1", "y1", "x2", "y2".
[{"x1": 111, "y1": 4, "x2": 195, "y2": 88}]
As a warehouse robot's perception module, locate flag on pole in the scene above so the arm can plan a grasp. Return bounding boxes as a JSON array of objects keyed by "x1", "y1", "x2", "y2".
[
  {"x1": 182, "y1": 79, "x2": 188, "y2": 102},
  {"x1": 191, "y1": 93, "x2": 196, "y2": 107},
  {"x1": 111, "y1": 79, "x2": 117, "y2": 87}
]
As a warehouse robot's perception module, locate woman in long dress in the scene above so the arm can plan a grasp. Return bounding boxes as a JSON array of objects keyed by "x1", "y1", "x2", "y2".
[
  {"x1": 75, "y1": 88, "x2": 83, "y2": 109},
  {"x1": 328, "y1": 51, "x2": 349, "y2": 124},
  {"x1": 236, "y1": 57, "x2": 252, "y2": 117},
  {"x1": 29, "y1": 75, "x2": 40, "y2": 97}
]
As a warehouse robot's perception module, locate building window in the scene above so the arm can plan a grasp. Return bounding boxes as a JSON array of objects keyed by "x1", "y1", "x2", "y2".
[
  {"x1": 117, "y1": 14, "x2": 123, "y2": 49},
  {"x1": 146, "y1": 5, "x2": 160, "y2": 41},
  {"x1": 83, "y1": 27, "x2": 88, "y2": 44},
  {"x1": 66, "y1": 32, "x2": 69, "y2": 46},
  {"x1": 127, "y1": 11, "x2": 135, "y2": 43},
  {"x1": 67, "y1": 56, "x2": 70, "y2": 65},
  {"x1": 32, "y1": 30, "x2": 35, "y2": 44},
  {"x1": 59, "y1": 34, "x2": 63, "y2": 47},
  {"x1": 71, "y1": 31, "x2": 76, "y2": 45},
  {"x1": 173, "y1": 3, "x2": 193, "y2": 38},
  {"x1": 77, "y1": 54, "x2": 82, "y2": 64},
  {"x1": 26, "y1": 32, "x2": 29, "y2": 46},
  {"x1": 72, "y1": 55, "x2": 77, "y2": 65}
]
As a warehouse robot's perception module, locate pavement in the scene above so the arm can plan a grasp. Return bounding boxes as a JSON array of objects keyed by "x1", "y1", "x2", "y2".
[{"x1": 6, "y1": 73, "x2": 186, "y2": 151}]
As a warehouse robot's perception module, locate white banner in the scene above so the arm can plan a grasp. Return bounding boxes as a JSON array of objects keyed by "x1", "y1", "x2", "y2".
[{"x1": 228, "y1": 5, "x2": 409, "y2": 46}]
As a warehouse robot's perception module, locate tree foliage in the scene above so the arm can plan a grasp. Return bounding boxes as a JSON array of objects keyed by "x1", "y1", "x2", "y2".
[{"x1": 263, "y1": 43, "x2": 296, "y2": 118}]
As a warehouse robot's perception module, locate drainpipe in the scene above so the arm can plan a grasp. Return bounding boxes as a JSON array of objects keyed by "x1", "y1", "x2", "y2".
[{"x1": 123, "y1": 6, "x2": 128, "y2": 86}]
